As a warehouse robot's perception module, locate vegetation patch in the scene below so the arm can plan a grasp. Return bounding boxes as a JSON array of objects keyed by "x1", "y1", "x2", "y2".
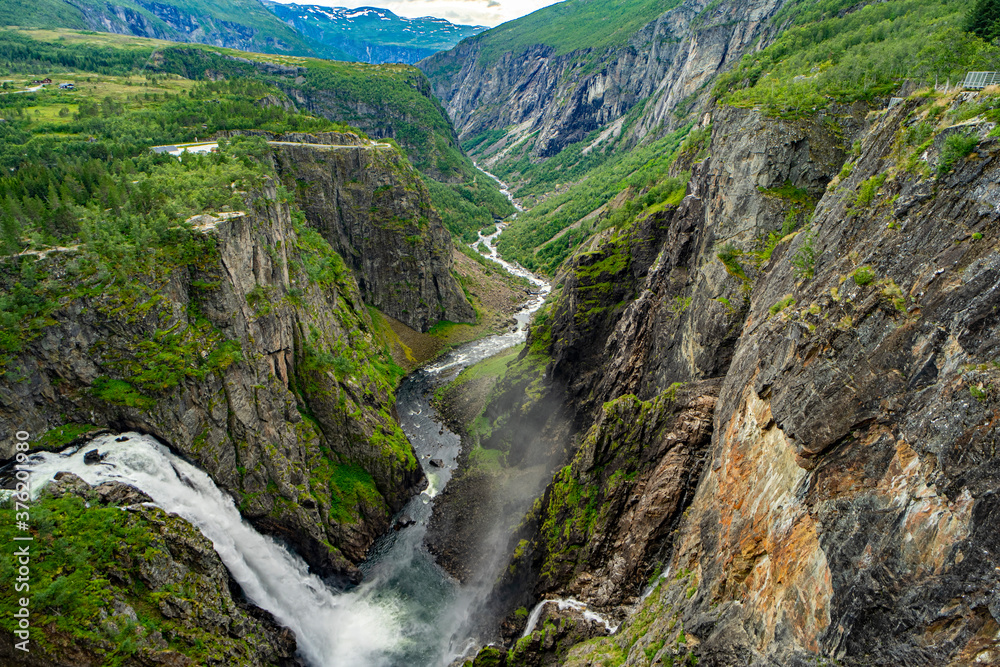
[
  {"x1": 714, "y1": 0, "x2": 1000, "y2": 118},
  {"x1": 0, "y1": 491, "x2": 273, "y2": 665},
  {"x1": 769, "y1": 294, "x2": 796, "y2": 315},
  {"x1": 938, "y1": 131, "x2": 980, "y2": 175},
  {"x1": 790, "y1": 229, "x2": 817, "y2": 280},
  {"x1": 37, "y1": 423, "x2": 100, "y2": 451},
  {"x1": 851, "y1": 265, "x2": 876, "y2": 286}
]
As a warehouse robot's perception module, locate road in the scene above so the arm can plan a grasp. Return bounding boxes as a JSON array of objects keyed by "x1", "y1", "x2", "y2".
[
  {"x1": 152, "y1": 140, "x2": 394, "y2": 156},
  {"x1": 0, "y1": 84, "x2": 46, "y2": 96}
]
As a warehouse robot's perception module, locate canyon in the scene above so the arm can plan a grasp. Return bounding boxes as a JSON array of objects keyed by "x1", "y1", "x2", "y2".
[{"x1": 2, "y1": 0, "x2": 999, "y2": 666}]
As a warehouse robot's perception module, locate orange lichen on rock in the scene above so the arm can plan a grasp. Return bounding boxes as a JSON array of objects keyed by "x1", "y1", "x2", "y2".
[
  {"x1": 878, "y1": 440, "x2": 974, "y2": 577},
  {"x1": 700, "y1": 385, "x2": 833, "y2": 654}
]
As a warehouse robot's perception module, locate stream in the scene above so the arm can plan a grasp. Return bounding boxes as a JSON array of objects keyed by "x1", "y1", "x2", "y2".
[{"x1": 23, "y1": 172, "x2": 552, "y2": 667}]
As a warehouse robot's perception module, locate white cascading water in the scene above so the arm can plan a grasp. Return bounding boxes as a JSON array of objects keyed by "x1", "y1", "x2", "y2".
[
  {"x1": 25, "y1": 434, "x2": 405, "y2": 667},
  {"x1": 473, "y1": 162, "x2": 524, "y2": 213},
  {"x1": 520, "y1": 598, "x2": 619, "y2": 639}
]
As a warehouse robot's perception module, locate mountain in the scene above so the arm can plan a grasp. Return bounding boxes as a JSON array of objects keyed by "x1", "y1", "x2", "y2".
[
  {"x1": 0, "y1": 0, "x2": 318, "y2": 55},
  {"x1": 0, "y1": 0, "x2": 485, "y2": 64},
  {"x1": 263, "y1": 1, "x2": 487, "y2": 63}
]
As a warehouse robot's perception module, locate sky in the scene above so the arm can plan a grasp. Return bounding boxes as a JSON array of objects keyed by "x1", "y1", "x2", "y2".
[{"x1": 269, "y1": 0, "x2": 561, "y2": 27}]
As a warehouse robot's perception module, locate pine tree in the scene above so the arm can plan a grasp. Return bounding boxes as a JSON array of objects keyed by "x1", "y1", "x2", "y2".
[{"x1": 966, "y1": 0, "x2": 1000, "y2": 43}]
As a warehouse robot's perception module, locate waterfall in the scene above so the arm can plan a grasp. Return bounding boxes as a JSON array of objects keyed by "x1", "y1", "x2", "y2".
[
  {"x1": 21, "y1": 174, "x2": 555, "y2": 666},
  {"x1": 519, "y1": 598, "x2": 619, "y2": 639},
  {"x1": 25, "y1": 434, "x2": 405, "y2": 667}
]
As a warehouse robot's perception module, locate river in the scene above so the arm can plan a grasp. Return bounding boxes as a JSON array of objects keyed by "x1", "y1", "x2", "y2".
[{"x1": 23, "y1": 181, "x2": 551, "y2": 667}]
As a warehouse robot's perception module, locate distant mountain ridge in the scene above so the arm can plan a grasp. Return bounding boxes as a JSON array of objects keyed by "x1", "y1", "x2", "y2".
[
  {"x1": 263, "y1": 1, "x2": 487, "y2": 63},
  {"x1": 0, "y1": 0, "x2": 483, "y2": 63},
  {"x1": 0, "y1": 0, "x2": 316, "y2": 55}
]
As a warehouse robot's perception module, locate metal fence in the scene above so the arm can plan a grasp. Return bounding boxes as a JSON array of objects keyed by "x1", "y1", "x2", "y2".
[{"x1": 963, "y1": 71, "x2": 1000, "y2": 89}]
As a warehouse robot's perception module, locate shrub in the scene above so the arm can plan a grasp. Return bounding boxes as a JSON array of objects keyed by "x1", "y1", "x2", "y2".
[
  {"x1": 938, "y1": 132, "x2": 980, "y2": 175},
  {"x1": 717, "y1": 243, "x2": 748, "y2": 281},
  {"x1": 854, "y1": 174, "x2": 887, "y2": 209},
  {"x1": 838, "y1": 161, "x2": 854, "y2": 181},
  {"x1": 769, "y1": 294, "x2": 796, "y2": 315},
  {"x1": 791, "y1": 229, "x2": 817, "y2": 279},
  {"x1": 851, "y1": 266, "x2": 876, "y2": 286}
]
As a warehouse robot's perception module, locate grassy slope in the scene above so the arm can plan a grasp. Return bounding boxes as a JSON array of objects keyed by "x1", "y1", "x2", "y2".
[
  {"x1": 466, "y1": 0, "x2": 682, "y2": 65},
  {"x1": 715, "y1": 0, "x2": 996, "y2": 117},
  {"x1": 0, "y1": 0, "x2": 88, "y2": 30}
]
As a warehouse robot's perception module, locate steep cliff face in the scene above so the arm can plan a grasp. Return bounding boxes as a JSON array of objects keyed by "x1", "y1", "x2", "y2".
[
  {"x1": 0, "y1": 474, "x2": 300, "y2": 667},
  {"x1": 464, "y1": 93, "x2": 1000, "y2": 665},
  {"x1": 0, "y1": 182, "x2": 423, "y2": 582},
  {"x1": 547, "y1": 102, "x2": 851, "y2": 423},
  {"x1": 655, "y1": 98, "x2": 1000, "y2": 666},
  {"x1": 420, "y1": 0, "x2": 789, "y2": 163},
  {"x1": 267, "y1": 133, "x2": 474, "y2": 331},
  {"x1": 527, "y1": 381, "x2": 719, "y2": 608}
]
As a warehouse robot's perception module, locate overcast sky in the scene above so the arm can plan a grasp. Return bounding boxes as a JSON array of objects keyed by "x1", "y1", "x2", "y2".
[{"x1": 270, "y1": 0, "x2": 561, "y2": 27}]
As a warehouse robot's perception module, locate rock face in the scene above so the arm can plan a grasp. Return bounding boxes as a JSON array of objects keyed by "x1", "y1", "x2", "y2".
[
  {"x1": 268, "y1": 132, "x2": 475, "y2": 331},
  {"x1": 464, "y1": 94, "x2": 1000, "y2": 665},
  {"x1": 527, "y1": 382, "x2": 719, "y2": 608},
  {"x1": 665, "y1": 99, "x2": 1000, "y2": 666},
  {"x1": 0, "y1": 182, "x2": 423, "y2": 582},
  {"x1": 546, "y1": 103, "x2": 854, "y2": 420},
  {"x1": 420, "y1": 0, "x2": 791, "y2": 162},
  {"x1": 0, "y1": 473, "x2": 301, "y2": 667}
]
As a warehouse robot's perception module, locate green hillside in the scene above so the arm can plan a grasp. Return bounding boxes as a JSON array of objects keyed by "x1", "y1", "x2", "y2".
[
  {"x1": 0, "y1": 29, "x2": 510, "y2": 243},
  {"x1": 715, "y1": 0, "x2": 999, "y2": 117},
  {"x1": 0, "y1": 0, "x2": 90, "y2": 30},
  {"x1": 466, "y1": 0, "x2": 681, "y2": 66}
]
